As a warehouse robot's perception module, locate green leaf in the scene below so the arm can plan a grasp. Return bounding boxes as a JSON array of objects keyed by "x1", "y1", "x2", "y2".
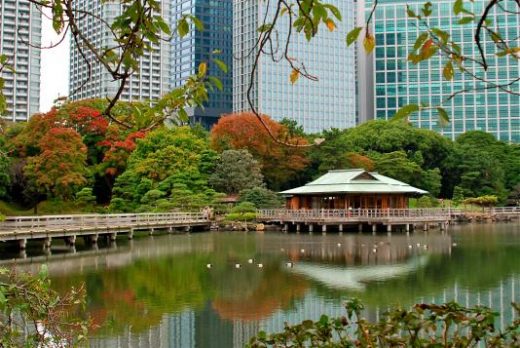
[
  {"x1": 156, "y1": 16, "x2": 171, "y2": 35},
  {"x1": 437, "y1": 107, "x2": 450, "y2": 127},
  {"x1": 414, "y1": 33, "x2": 429, "y2": 51},
  {"x1": 453, "y1": 0, "x2": 464, "y2": 15},
  {"x1": 392, "y1": 104, "x2": 420, "y2": 121},
  {"x1": 323, "y1": 4, "x2": 342, "y2": 21},
  {"x1": 406, "y1": 5, "x2": 418, "y2": 18},
  {"x1": 431, "y1": 28, "x2": 450, "y2": 44},
  {"x1": 421, "y1": 2, "x2": 433, "y2": 17},
  {"x1": 212, "y1": 58, "x2": 228, "y2": 73},
  {"x1": 191, "y1": 16, "x2": 204, "y2": 31},
  {"x1": 346, "y1": 27, "x2": 363, "y2": 47},
  {"x1": 177, "y1": 108, "x2": 189, "y2": 122},
  {"x1": 177, "y1": 18, "x2": 189, "y2": 37},
  {"x1": 198, "y1": 62, "x2": 207, "y2": 77},
  {"x1": 208, "y1": 76, "x2": 223, "y2": 91},
  {"x1": 443, "y1": 61, "x2": 454, "y2": 81},
  {"x1": 458, "y1": 17, "x2": 474, "y2": 25},
  {"x1": 257, "y1": 23, "x2": 273, "y2": 33}
]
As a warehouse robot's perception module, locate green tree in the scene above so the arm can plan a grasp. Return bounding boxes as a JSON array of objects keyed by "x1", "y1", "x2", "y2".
[
  {"x1": 209, "y1": 149, "x2": 264, "y2": 195},
  {"x1": 239, "y1": 187, "x2": 283, "y2": 209}
]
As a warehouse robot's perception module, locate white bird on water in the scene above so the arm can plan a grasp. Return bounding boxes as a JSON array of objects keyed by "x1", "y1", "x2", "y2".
[
  {"x1": 248, "y1": 258, "x2": 254, "y2": 264},
  {"x1": 206, "y1": 264, "x2": 212, "y2": 269},
  {"x1": 235, "y1": 264, "x2": 241, "y2": 269},
  {"x1": 258, "y1": 263, "x2": 263, "y2": 268},
  {"x1": 286, "y1": 262, "x2": 294, "y2": 268}
]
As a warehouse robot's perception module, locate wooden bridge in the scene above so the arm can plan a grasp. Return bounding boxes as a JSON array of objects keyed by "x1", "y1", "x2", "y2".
[
  {"x1": 0, "y1": 212, "x2": 210, "y2": 250},
  {"x1": 257, "y1": 208, "x2": 455, "y2": 233}
]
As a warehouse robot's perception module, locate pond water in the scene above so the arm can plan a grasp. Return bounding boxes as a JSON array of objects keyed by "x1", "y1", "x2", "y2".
[{"x1": 3, "y1": 223, "x2": 519, "y2": 347}]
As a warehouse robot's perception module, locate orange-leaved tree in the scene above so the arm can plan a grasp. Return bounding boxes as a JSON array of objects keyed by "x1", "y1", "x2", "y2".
[
  {"x1": 24, "y1": 128, "x2": 88, "y2": 200},
  {"x1": 210, "y1": 112, "x2": 308, "y2": 189}
]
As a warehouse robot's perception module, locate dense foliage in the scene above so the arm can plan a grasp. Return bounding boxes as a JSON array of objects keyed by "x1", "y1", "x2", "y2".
[
  {"x1": 248, "y1": 299, "x2": 520, "y2": 347},
  {"x1": 0, "y1": 105, "x2": 518, "y2": 215}
]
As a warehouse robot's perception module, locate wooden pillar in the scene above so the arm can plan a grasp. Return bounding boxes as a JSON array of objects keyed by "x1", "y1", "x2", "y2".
[
  {"x1": 338, "y1": 224, "x2": 343, "y2": 232},
  {"x1": 309, "y1": 224, "x2": 314, "y2": 233},
  {"x1": 66, "y1": 235, "x2": 76, "y2": 246},
  {"x1": 129, "y1": 228, "x2": 134, "y2": 239},
  {"x1": 358, "y1": 223, "x2": 363, "y2": 233},
  {"x1": 43, "y1": 237, "x2": 52, "y2": 249},
  {"x1": 322, "y1": 224, "x2": 327, "y2": 235},
  {"x1": 18, "y1": 239, "x2": 27, "y2": 250},
  {"x1": 109, "y1": 233, "x2": 117, "y2": 241},
  {"x1": 387, "y1": 224, "x2": 392, "y2": 236},
  {"x1": 296, "y1": 224, "x2": 301, "y2": 233},
  {"x1": 372, "y1": 224, "x2": 377, "y2": 235}
]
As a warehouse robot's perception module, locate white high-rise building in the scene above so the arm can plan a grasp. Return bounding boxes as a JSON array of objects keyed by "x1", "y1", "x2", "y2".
[
  {"x1": 69, "y1": 0, "x2": 171, "y2": 102},
  {"x1": 233, "y1": 0, "x2": 358, "y2": 133},
  {"x1": 0, "y1": 0, "x2": 41, "y2": 121}
]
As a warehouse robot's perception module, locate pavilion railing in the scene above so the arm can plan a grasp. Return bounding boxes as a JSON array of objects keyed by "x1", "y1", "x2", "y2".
[{"x1": 257, "y1": 208, "x2": 455, "y2": 221}]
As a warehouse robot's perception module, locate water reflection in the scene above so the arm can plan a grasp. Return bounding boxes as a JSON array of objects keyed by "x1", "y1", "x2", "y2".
[{"x1": 1, "y1": 223, "x2": 519, "y2": 347}]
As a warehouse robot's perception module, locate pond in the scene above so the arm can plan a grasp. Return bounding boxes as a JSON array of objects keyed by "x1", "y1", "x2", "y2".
[{"x1": 3, "y1": 223, "x2": 519, "y2": 347}]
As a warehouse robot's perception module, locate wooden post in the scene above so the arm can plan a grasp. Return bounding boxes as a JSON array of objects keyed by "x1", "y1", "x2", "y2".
[
  {"x1": 18, "y1": 239, "x2": 27, "y2": 250},
  {"x1": 322, "y1": 224, "x2": 327, "y2": 235},
  {"x1": 372, "y1": 224, "x2": 377, "y2": 235},
  {"x1": 296, "y1": 224, "x2": 301, "y2": 233},
  {"x1": 43, "y1": 237, "x2": 52, "y2": 249},
  {"x1": 149, "y1": 228, "x2": 154, "y2": 236},
  {"x1": 109, "y1": 233, "x2": 117, "y2": 241},
  {"x1": 358, "y1": 223, "x2": 363, "y2": 233},
  {"x1": 338, "y1": 224, "x2": 343, "y2": 232},
  {"x1": 66, "y1": 235, "x2": 76, "y2": 246},
  {"x1": 309, "y1": 224, "x2": 314, "y2": 233},
  {"x1": 128, "y1": 229, "x2": 134, "y2": 239},
  {"x1": 387, "y1": 224, "x2": 392, "y2": 236}
]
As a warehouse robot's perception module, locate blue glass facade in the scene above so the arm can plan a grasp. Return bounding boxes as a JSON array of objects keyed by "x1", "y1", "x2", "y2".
[
  {"x1": 171, "y1": 0, "x2": 233, "y2": 128},
  {"x1": 233, "y1": 0, "x2": 358, "y2": 133},
  {"x1": 370, "y1": 0, "x2": 520, "y2": 142}
]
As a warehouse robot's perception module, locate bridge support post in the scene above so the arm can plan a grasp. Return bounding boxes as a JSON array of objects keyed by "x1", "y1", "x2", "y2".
[
  {"x1": 18, "y1": 239, "x2": 27, "y2": 250},
  {"x1": 149, "y1": 228, "x2": 154, "y2": 236},
  {"x1": 168, "y1": 226, "x2": 173, "y2": 234},
  {"x1": 321, "y1": 225, "x2": 327, "y2": 235},
  {"x1": 185, "y1": 226, "x2": 191, "y2": 233},
  {"x1": 43, "y1": 237, "x2": 52, "y2": 249},
  {"x1": 406, "y1": 224, "x2": 410, "y2": 235},
  {"x1": 372, "y1": 224, "x2": 377, "y2": 235},
  {"x1": 308, "y1": 224, "x2": 314, "y2": 234},
  {"x1": 109, "y1": 233, "x2": 117, "y2": 242},
  {"x1": 283, "y1": 224, "x2": 289, "y2": 233},
  {"x1": 296, "y1": 224, "x2": 300, "y2": 233},
  {"x1": 66, "y1": 235, "x2": 76, "y2": 246},
  {"x1": 440, "y1": 222, "x2": 445, "y2": 231},
  {"x1": 387, "y1": 224, "x2": 392, "y2": 236},
  {"x1": 128, "y1": 229, "x2": 134, "y2": 240},
  {"x1": 423, "y1": 223, "x2": 429, "y2": 232},
  {"x1": 358, "y1": 224, "x2": 363, "y2": 233}
]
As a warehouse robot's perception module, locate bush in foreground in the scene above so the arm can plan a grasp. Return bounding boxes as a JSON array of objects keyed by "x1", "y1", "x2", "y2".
[{"x1": 248, "y1": 299, "x2": 519, "y2": 347}]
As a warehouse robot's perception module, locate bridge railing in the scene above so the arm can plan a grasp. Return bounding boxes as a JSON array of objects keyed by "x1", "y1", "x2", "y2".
[
  {"x1": 257, "y1": 208, "x2": 453, "y2": 221},
  {"x1": 0, "y1": 212, "x2": 208, "y2": 230}
]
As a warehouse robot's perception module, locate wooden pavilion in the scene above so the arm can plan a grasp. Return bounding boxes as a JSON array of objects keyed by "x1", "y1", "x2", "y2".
[{"x1": 281, "y1": 169, "x2": 427, "y2": 210}]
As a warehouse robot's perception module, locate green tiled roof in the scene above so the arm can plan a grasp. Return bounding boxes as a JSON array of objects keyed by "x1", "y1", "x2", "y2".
[{"x1": 280, "y1": 169, "x2": 428, "y2": 195}]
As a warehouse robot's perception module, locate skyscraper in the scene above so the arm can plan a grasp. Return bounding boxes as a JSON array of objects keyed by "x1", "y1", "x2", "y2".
[
  {"x1": 369, "y1": 0, "x2": 520, "y2": 142},
  {"x1": 69, "y1": 0, "x2": 172, "y2": 103},
  {"x1": 0, "y1": 0, "x2": 41, "y2": 121},
  {"x1": 233, "y1": 0, "x2": 358, "y2": 133},
  {"x1": 170, "y1": 0, "x2": 233, "y2": 128}
]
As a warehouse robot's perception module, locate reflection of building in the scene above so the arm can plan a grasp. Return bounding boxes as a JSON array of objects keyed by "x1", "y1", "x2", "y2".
[
  {"x1": 233, "y1": 0, "x2": 358, "y2": 133},
  {"x1": 281, "y1": 169, "x2": 426, "y2": 209},
  {"x1": 367, "y1": 0, "x2": 520, "y2": 142},
  {"x1": 0, "y1": 0, "x2": 41, "y2": 121}
]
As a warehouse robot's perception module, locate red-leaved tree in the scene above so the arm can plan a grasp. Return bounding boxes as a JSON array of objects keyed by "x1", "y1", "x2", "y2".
[{"x1": 210, "y1": 112, "x2": 308, "y2": 188}]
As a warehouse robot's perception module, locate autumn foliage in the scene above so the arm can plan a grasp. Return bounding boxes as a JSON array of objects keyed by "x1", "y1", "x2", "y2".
[
  {"x1": 24, "y1": 127, "x2": 88, "y2": 199},
  {"x1": 210, "y1": 113, "x2": 308, "y2": 187}
]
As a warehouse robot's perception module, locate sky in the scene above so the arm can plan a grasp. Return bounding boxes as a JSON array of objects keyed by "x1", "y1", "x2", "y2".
[{"x1": 40, "y1": 9, "x2": 69, "y2": 112}]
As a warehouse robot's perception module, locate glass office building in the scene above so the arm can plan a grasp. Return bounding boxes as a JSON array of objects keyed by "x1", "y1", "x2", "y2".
[
  {"x1": 233, "y1": 0, "x2": 358, "y2": 133},
  {"x1": 170, "y1": 0, "x2": 233, "y2": 128},
  {"x1": 0, "y1": 0, "x2": 41, "y2": 121},
  {"x1": 370, "y1": 0, "x2": 520, "y2": 142}
]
